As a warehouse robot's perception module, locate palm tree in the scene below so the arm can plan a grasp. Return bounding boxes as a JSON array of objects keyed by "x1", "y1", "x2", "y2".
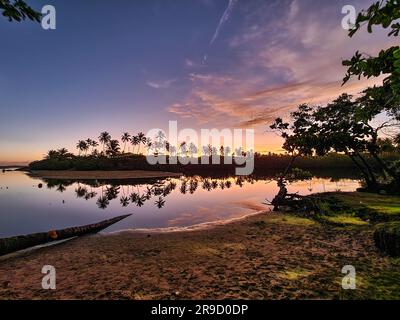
[
  {"x1": 189, "y1": 143, "x2": 197, "y2": 158},
  {"x1": 86, "y1": 138, "x2": 93, "y2": 148},
  {"x1": 91, "y1": 140, "x2": 99, "y2": 154},
  {"x1": 99, "y1": 132, "x2": 111, "y2": 153},
  {"x1": 179, "y1": 142, "x2": 187, "y2": 156},
  {"x1": 76, "y1": 140, "x2": 89, "y2": 156},
  {"x1": 121, "y1": 132, "x2": 131, "y2": 153},
  {"x1": 45, "y1": 150, "x2": 59, "y2": 160},
  {"x1": 57, "y1": 148, "x2": 69, "y2": 157},
  {"x1": 85, "y1": 139, "x2": 97, "y2": 154},
  {"x1": 136, "y1": 132, "x2": 146, "y2": 154},
  {"x1": 131, "y1": 135, "x2": 140, "y2": 154},
  {"x1": 106, "y1": 139, "x2": 120, "y2": 157},
  {"x1": 146, "y1": 138, "x2": 153, "y2": 154}
]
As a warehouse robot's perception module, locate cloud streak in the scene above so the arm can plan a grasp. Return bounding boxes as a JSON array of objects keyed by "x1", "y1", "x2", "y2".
[
  {"x1": 203, "y1": 0, "x2": 239, "y2": 63},
  {"x1": 146, "y1": 78, "x2": 177, "y2": 89},
  {"x1": 209, "y1": 0, "x2": 239, "y2": 45}
]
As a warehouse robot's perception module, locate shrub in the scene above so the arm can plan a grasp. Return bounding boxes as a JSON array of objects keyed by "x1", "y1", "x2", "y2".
[{"x1": 374, "y1": 222, "x2": 400, "y2": 257}]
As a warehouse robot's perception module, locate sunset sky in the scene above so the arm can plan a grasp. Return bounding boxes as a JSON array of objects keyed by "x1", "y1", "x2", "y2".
[{"x1": 0, "y1": 0, "x2": 396, "y2": 164}]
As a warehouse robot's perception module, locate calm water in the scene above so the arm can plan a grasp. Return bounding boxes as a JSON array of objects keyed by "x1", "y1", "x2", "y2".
[{"x1": 0, "y1": 170, "x2": 361, "y2": 238}]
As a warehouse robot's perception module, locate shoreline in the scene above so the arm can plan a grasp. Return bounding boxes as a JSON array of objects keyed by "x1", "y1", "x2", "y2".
[
  {"x1": 107, "y1": 209, "x2": 271, "y2": 235},
  {"x1": 1, "y1": 191, "x2": 399, "y2": 299},
  {"x1": 27, "y1": 170, "x2": 183, "y2": 180},
  {"x1": 1, "y1": 208, "x2": 399, "y2": 299},
  {"x1": 0, "y1": 211, "x2": 269, "y2": 260}
]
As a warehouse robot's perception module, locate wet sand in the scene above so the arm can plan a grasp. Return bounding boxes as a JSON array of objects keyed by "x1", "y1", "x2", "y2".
[
  {"x1": 0, "y1": 211, "x2": 397, "y2": 300},
  {"x1": 27, "y1": 170, "x2": 182, "y2": 180}
]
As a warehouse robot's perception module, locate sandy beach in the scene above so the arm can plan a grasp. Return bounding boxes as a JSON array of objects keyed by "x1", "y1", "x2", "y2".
[
  {"x1": 27, "y1": 170, "x2": 182, "y2": 180},
  {"x1": 1, "y1": 211, "x2": 398, "y2": 300}
]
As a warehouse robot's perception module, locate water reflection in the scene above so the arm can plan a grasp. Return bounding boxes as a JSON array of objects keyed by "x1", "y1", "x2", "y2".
[
  {"x1": 34, "y1": 176, "x2": 284, "y2": 210},
  {"x1": 38, "y1": 175, "x2": 358, "y2": 211},
  {"x1": 0, "y1": 171, "x2": 361, "y2": 237}
]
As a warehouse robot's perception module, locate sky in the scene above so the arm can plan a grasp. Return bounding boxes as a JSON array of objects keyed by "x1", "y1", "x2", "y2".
[{"x1": 0, "y1": 0, "x2": 397, "y2": 164}]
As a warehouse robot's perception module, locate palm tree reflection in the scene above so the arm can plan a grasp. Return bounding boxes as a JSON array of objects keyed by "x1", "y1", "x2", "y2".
[
  {"x1": 155, "y1": 196, "x2": 166, "y2": 209},
  {"x1": 42, "y1": 175, "x2": 262, "y2": 210},
  {"x1": 96, "y1": 196, "x2": 110, "y2": 209}
]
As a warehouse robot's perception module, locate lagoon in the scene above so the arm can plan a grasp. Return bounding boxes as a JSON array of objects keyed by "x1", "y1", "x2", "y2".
[{"x1": 0, "y1": 170, "x2": 360, "y2": 238}]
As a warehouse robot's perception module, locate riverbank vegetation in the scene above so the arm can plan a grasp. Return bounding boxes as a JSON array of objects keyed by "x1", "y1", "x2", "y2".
[{"x1": 28, "y1": 145, "x2": 399, "y2": 178}]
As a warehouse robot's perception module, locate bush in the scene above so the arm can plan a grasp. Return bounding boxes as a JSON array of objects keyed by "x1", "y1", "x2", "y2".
[
  {"x1": 29, "y1": 159, "x2": 72, "y2": 170},
  {"x1": 72, "y1": 158, "x2": 99, "y2": 171},
  {"x1": 374, "y1": 222, "x2": 400, "y2": 257}
]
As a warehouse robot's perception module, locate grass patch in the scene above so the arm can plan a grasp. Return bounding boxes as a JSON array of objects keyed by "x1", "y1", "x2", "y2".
[
  {"x1": 280, "y1": 268, "x2": 312, "y2": 280},
  {"x1": 369, "y1": 205, "x2": 400, "y2": 215},
  {"x1": 266, "y1": 215, "x2": 316, "y2": 226},
  {"x1": 320, "y1": 215, "x2": 369, "y2": 226},
  {"x1": 307, "y1": 192, "x2": 400, "y2": 223},
  {"x1": 339, "y1": 261, "x2": 400, "y2": 300},
  {"x1": 336, "y1": 192, "x2": 400, "y2": 221}
]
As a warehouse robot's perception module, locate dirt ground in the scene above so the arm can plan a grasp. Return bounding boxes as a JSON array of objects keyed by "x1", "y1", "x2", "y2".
[{"x1": 0, "y1": 212, "x2": 398, "y2": 300}]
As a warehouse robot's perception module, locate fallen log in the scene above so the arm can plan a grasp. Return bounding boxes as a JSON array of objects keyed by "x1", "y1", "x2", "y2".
[{"x1": 0, "y1": 214, "x2": 131, "y2": 256}]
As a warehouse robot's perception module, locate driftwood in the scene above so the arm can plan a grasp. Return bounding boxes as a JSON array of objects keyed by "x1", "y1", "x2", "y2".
[
  {"x1": 268, "y1": 177, "x2": 319, "y2": 215},
  {"x1": 0, "y1": 214, "x2": 131, "y2": 256}
]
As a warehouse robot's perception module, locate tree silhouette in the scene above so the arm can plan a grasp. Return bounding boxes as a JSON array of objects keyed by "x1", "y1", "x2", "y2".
[
  {"x1": 0, "y1": 0, "x2": 41, "y2": 22},
  {"x1": 121, "y1": 132, "x2": 131, "y2": 153},
  {"x1": 155, "y1": 196, "x2": 166, "y2": 209},
  {"x1": 136, "y1": 132, "x2": 146, "y2": 154},
  {"x1": 106, "y1": 140, "x2": 120, "y2": 157},
  {"x1": 131, "y1": 135, "x2": 139, "y2": 154},
  {"x1": 99, "y1": 132, "x2": 111, "y2": 153},
  {"x1": 76, "y1": 140, "x2": 89, "y2": 156},
  {"x1": 96, "y1": 196, "x2": 110, "y2": 209},
  {"x1": 85, "y1": 139, "x2": 98, "y2": 154},
  {"x1": 343, "y1": 0, "x2": 400, "y2": 116},
  {"x1": 120, "y1": 196, "x2": 130, "y2": 207},
  {"x1": 271, "y1": 93, "x2": 400, "y2": 192}
]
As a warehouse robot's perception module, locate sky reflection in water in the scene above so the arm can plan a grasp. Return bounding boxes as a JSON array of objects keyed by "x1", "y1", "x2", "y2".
[{"x1": 0, "y1": 171, "x2": 360, "y2": 237}]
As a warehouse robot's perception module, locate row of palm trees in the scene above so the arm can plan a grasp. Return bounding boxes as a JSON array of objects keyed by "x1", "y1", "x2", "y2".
[
  {"x1": 49, "y1": 129, "x2": 255, "y2": 159},
  {"x1": 75, "y1": 131, "x2": 149, "y2": 157}
]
